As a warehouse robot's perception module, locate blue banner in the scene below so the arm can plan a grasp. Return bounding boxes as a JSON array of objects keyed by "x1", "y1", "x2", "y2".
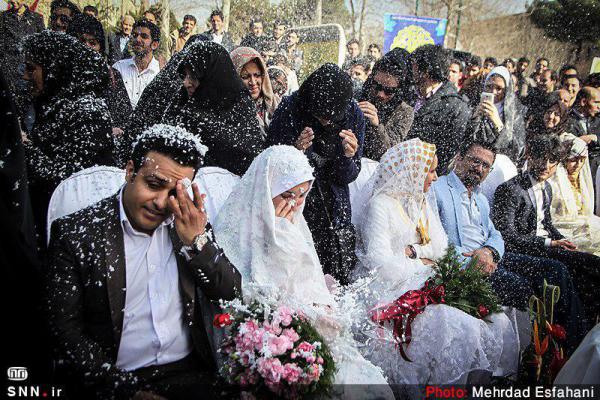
[{"x1": 384, "y1": 14, "x2": 447, "y2": 53}]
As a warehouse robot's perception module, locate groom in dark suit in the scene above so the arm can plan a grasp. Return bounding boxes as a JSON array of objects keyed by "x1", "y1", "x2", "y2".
[
  {"x1": 493, "y1": 134, "x2": 599, "y2": 328},
  {"x1": 46, "y1": 126, "x2": 241, "y2": 399}
]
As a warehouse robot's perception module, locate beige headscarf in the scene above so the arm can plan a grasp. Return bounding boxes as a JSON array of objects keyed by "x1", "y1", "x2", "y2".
[{"x1": 230, "y1": 47, "x2": 280, "y2": 117}]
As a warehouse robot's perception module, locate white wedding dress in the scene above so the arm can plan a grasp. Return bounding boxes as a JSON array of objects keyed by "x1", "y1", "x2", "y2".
[
  {"x1": 213, "y1": 146, "x2": 393, "y2": 397},
  {"x1": 350, "y1": 139, "x2": 518, "y2": 385}
]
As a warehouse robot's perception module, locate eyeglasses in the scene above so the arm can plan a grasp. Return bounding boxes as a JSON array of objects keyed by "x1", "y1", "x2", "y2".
[
  {"x1": 373, "y1": 81, "x2": 398, "y2": 96},
  {"x1": 465, "y1": 155, "x2": 493, "y2": 172}
]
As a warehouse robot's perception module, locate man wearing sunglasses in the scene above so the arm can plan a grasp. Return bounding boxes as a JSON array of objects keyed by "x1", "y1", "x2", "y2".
[
  {"x1": 358, "y1": 48, "x2": 414, "y2": 161},
  {"x1": 49, "y1": 0, "x2": 80, "y2": 33},
  {"x1": 493, "y1": 134, "x2": 600, "y2": 331}
]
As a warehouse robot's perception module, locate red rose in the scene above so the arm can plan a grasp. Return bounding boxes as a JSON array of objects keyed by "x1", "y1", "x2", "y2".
[
  {"x1": 213, "y1": 313, "x2": 233, "y2": 328},
  {"x1": 549, "y1": 348, "x2": 567, "y2": 379},
  {"x1": 477, "y1": 305, "x2": 489, "y2": 318},
  {"x1": 548, "y1": 323, "x2": 567, "y2": 341}
]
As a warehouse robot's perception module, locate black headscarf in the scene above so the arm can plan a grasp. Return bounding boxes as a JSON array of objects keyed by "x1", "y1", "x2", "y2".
[
  {"x1": 67, "y1": 13, "x2": 106, "y2": 54},
  {"x1": 296, "y1": 63, "x2": 353, "y2": 123},
  {"x1": 527, "y1": 92, "x2": 570, "y2": 138},
  {"x1": 360, "y1": 47, "x2": 414, "y2": 122},
  {"x1": 20, "y1": 30, "x2": 109, "y2": 105},
  {"x1": 177, "y1": 41, "x2": 247, "y2": 111}
]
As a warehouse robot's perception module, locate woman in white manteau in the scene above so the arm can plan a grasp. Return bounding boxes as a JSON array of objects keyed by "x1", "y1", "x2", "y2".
[
  {"x1": 549, "y1": 134, "x2": 600, "y2": 256},
  {"x1": 351, "y1": 138, "x2": 518, "y2": 384},
  {"x1": 212, "y1": 145, "x2": 392, "y2": 394}
]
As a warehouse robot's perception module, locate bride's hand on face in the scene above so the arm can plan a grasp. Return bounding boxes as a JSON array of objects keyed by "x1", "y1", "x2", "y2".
[{"x1": 274, "y1": 197, "x2": 295, "y2": 222}]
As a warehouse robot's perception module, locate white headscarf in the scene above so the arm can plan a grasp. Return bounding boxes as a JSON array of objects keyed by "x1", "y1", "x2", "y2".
[
  {"x1": 353, "y1": 138, "x2": 438, "y2": 229},
  {"x1": 213, "y1": 145, "x2": 334, "y2": 308},
  {"x1": 551, "y1": 134, "x2": 595, "y2": 217}
]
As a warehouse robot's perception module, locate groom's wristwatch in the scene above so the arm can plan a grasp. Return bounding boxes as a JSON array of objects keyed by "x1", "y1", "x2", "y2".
[
  {"x1": 483, "y1": 246, "x2": 500, "y2": 263},
  {"x1": 181, "y1": 231, "x2": 210, "y2": 260}
]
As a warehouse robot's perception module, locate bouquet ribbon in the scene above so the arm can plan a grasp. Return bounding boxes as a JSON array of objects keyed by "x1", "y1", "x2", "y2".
[{"x1": 368, "y1": 279, "x2": 445, "y2": 362}]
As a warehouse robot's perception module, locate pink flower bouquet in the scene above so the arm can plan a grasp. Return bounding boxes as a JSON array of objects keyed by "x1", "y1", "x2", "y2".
[{"x1": 215, "y1": 300, "x2": 336, "y2": 398}]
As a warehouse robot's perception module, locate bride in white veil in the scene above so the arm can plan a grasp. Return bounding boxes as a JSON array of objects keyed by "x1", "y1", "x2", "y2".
[
  {"x1": 213, "y1": 145, "x2": 392, "y2": 394},
  {"x1": 351, "y1": 138, "x2": 517, "y2": 385}
]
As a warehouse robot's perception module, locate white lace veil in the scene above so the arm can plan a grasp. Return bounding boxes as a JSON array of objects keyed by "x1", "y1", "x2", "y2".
[
  {"x1": 353, "y1": 138, "x2": 440, "y2": 230},
  {"x1": 552, "y1": 134, "x2": 595, "y2": 217},
  {"x1": 212, "y1": 145, "x2": 334, "y2": 308}
]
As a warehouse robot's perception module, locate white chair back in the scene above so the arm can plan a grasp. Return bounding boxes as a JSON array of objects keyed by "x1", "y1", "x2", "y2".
[
  {"x1": 349, "y1": 157, "x2": 379, "y2": 224},
  {"x1": 47, "y1": 166, "x2": 241, "y2": 244},
  {"x1": 47, "y1": 166, "x2": 125, "y2": 242},
  {"x1": 193, "y1": 166, "x2": 240, "y2": 223}
]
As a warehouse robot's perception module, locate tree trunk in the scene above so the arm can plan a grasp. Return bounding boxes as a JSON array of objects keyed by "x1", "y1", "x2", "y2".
[
  {"x1": 315, "y1": 0, "x2": 322, "y2": 25},
  {"x1": 223, "y1": 0, "x2": 231, "y2": 31},
  {"x1": 349, "y1": 0, "x2": 357, "y2": 38},
  {"x1": 358, "y1": 0, "x2": 368, "y2": 44}
]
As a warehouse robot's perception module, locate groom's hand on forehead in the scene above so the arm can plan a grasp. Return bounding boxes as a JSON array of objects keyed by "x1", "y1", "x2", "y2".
[{"x1": 168, "y1": 180, "x2": 208, "y2": 245}]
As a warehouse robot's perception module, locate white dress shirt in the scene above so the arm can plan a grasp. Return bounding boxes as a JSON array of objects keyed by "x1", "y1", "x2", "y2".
[
  {"x1": 529, "y1": 176, "x2": 552, "y2": 247},
  {"x1": 112, "y1": 57, "x2": 160, "y2": 109},
  {"x1": 119, "y1": 35, "x2": 129, "y2": 52},
  {"x1": 116, "y1": 190, "x2": 192, "y2": 371},
  {"x1": 211, "y1": 31, "x2": 224, "y2": 45},
  {"x1": 459, "y1": 189, "x2": 489, "y2": 252}
]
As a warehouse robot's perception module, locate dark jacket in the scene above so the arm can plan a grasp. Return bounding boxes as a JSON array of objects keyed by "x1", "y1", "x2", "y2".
[
  {"x1": 407, "y1": 81, "x2": 471, "y2": 174},
  {"x1": 267, "y1": 64, "x2": 364, "y2": 283},
  {"x1": 106, "y1": 67, "x2": 132, "y2": 129},
  {"x1": 492, "y1": 171, "x2": 564, "y2": 257},
  {"x1": 567, "y1": 108, "x2": 600, "y2": 159},
  {"x1": 0, "y1": 7, "x2": 44, "y2": 91},
  {"x1": 363, "y1": 101, "x2": 413, "y2": 161},
  {"x1": 161, "y1": 41, "x2": 265, "y2": 176},
  {"x1": 197, "y1": 29, "x2": 235, "y2": 52},
  {"x1": 240, "y1": 33, "x2": 266, "y2": 50},
  {"x1": 107, "y1": 31, "x2": 131, "y2": 66},
  {"x1": 46, "y1": 194, "x2": 242, "y2": 398}
]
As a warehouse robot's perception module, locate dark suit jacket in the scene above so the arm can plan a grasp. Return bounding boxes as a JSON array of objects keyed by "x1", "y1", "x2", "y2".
[
  {"x1": 46, "y1": 194, "x2": 241, "y2": 396},
  {"x1": 492, "y1": 171, "x2": 564, "y2": 256},
  {"x1": 107, "y1": 32, "x2": 131, "y2": 66}
]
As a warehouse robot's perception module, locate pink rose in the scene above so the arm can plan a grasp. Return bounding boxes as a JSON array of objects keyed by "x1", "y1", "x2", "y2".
[
  {"x1": 308, "y1": 363, "x2": 321, "y2": 380},
  {"x1": 282, "y1": 328, "x2": 300, "y2": 343},
  {"x1": 282, "y1": 363, "x2": 303, "y2": 384},
  {"x1": 317, "y1": 357, "x2": 324, "y2": 365},
  {"x1": 296, "y1": 341, "x2": 314, "y2": 353},
  {"x1": 277, "y1": 306, "x2": 294, "y2": 326},
  {"x1": 264, "y1": 318, "x2": 283, "y2": 335},
  {"x1": 290, "y1": 352, "x2": 298, "y2": 359},
  {"x1": 267, "y1": 334, "x2": 294, "y2": 356},
  {"x1": 257, "y1": 357, "x2": 285, "y2": 383}
]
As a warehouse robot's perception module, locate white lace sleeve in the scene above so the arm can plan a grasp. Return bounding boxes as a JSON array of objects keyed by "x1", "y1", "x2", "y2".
[{"x1": 359, "y1": 196, "x2": 429, "y2": 283}]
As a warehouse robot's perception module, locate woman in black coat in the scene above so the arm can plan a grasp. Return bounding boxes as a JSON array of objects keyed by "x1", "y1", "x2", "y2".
[
  {"x1": 268, "y1": 63, "x2": 365, "y2": 285},
  {"x1": 161, "y1": 41, "x2": 264, "y2": 175},
  {"x1": 21, "y1": 30, "x2": 114, "y2": 243}
]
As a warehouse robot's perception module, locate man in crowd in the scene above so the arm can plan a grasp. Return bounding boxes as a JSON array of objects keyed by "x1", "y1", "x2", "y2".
[
  {"x1": 524, "y1": 69, "x2": 558, "y2": 118},
  {"x1": 143, "y1": 10, "x2": 158, "y2": 25},
  {"x1": 435, "y1": 138, "x2": 587, "y2": 352},
  {"x1": 562, "y1": 74, "x2": 581, "y2": 107},
  {"x1": 49, "y1": 0, "x2": 80, "y2": 32},
  {"x1": 516, "y1": 56, "x2": 537, "y2": 98},
  {"x1": 271, "y1": 19, "x2": 287, "y2": 51},
  {"x1": 198, "y1": 9, "x2": 234, "y2": 52},
  {"x1": 0, "y1": 0, "x2": 44, "y2": 99},
  {"x1": 567, "y1": 87, "x2": 600, "y2": 179},
  {"x1": 113, "y1": 19, "x2": 160, "y2": 109},
  {"x1": 466, "y1": 54, "x2": 481, "y2": 78},
  {"x1": 284, "y1": 29, "x2": 303, "y2": 75},
  {"x1": 348, "y1": 57, "x2": 370, "y2": 83},
  {"x1": 447, "y1": 58, "x2": 464, "y2": 91},
  {"x1": 343, "y1": 38, "x2": 361, "y2": 70},
  {"x1": 531, "y1": 57, "x2": 549, "y2": 83},
  {"x1": 483, "y1": 57, "x2": 497, "y2": 70},
  {"x1": 83, "y1": 5, "x2": 98, "y2": 18},
  {"x1": 46, "y1": 126, "x2": 241, "y2": 398},
  {"x1": 559, "y1": 64, "x2": 578, "y2": 83},
  {"x1": 367, "y1": 43, "x2": 382, "y2": 61},
  {"x1": 240, "y1": 18, "x2": 266, "y2": 50},
  {"x1": 108, "y1": 15, "x2": 134, "y2": 65},
  {"x1": 556, "y1": 88, "x2": 572, "y2": 108},
  {"x1": 407, "y1": 44, "x2": 471, "y2": 174},
  {"x1": 171, "y1": 14, "x2": 196, "y2": 55},
  {"x1": 493, "y1": 134, "x2": 600, "y2": 328}
]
